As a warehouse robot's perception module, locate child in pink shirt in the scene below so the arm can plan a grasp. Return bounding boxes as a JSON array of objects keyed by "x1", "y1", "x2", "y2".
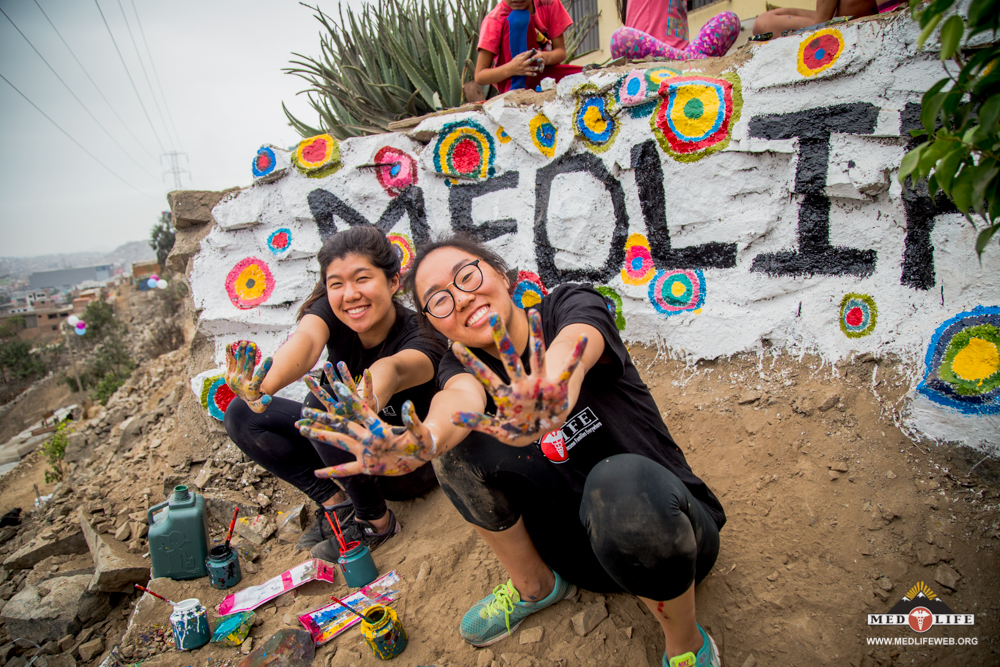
[
  {"x1": 475, "y1": 0, "x2": 583, "y2": 94},
  {"x1": 611, "y1": 0, "x2": 741, "y2": 61}
]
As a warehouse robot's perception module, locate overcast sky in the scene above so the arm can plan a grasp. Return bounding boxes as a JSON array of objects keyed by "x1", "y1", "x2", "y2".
[{"x1": 0, "y1": 0, "x2": 367, "y2": 257}]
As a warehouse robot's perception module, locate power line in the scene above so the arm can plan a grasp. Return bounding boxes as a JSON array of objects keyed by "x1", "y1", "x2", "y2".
[
  {"x1": 128, "y1": 0, "x2": 183, "y2": 152},
  {"x1": 31, "y1": 0, "x2": 158, "y2": 162},
  {"x1": 113, "y1": 0, "x2": 174, "y2": 152},
  {"x1": 0, "y1": 71, "x2": 158, "y2": 200},
  {"x1": 0, "y1": 6, "x2": 161, "y2": 183},
  {"x1": 91, "y1": 0, "x2": 166, "y2": 154}
]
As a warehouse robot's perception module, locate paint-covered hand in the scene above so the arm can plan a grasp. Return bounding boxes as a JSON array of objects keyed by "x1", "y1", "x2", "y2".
[
  {"x1": 224, "y1": 341, "x2": 273, "y2": 413},
  {"x1": 451, "y1": 311, "x2": 586, "y2": 446},
  {"x1": 297, "y1": 384, "x2": 435, "y2": 477},
  {"x1": 304, "y1": 361, "x2": 378, "y2": 416}
]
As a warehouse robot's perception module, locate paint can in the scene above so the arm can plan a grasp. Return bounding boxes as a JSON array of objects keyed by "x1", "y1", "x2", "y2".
[
  {"x1": 338, "y1": 541, "x2": 378, "y2": 588},
  {"x1": 170, "y1": 598, "x2": 211, "y2": 650},
  {"x1": 206, "y1": 544, "x2": 242, "y2": 590},
  {"x1": 360, "y1": 604, "x2": 407, "y2": 660}
]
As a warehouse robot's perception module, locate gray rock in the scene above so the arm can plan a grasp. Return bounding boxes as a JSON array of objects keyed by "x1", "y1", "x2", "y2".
[
  {"x1": 80, "y1": 512, "x2": 149, "y2": 593},
  {"x1": 571, "y1": 602, "x2": 608, "y2": 637},
  {"x1": 234, "y1": 515, "x2": 276, "y2": 546},
  {"x1": 36, "y1": 655, "x2": 77, "y2": 667},
  {"x1": 3, "y1": 531, "x2": 88, "y2": 570},
  {"x1": 0, "y1": 574, "x2": 110, "y2": 643},
  {"x1": 63, "y1": 433, "x2": 89, "y2": 464}
]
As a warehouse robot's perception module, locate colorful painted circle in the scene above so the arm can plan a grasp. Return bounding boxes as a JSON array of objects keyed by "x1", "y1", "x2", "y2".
[
  {"x1": 621, "y1": 233, "x2": 655, "y2": 286},
  {"x1": 797, "y1": 29, "x2": 845, "y2": 77},
  {"x1": 373, "y1": 146, "x2": 417, "y2": 197},
  {"x1": 648, "y1": 269, "x2": 706, "y2": 317},
  {"x1": 618, "y1": 70, "x2": 649, "y2": 107},
  {"x1": 917, "y1": 306, "x2": 1000, "y2": 414},
  {"x1": 529, "y1": 114, "x2": 557, "y2": 159},
  {"x1": 651, "y1": 73, "x2": 742, "y2": 163},
  {"x1": 496, "y1": 126, "x2": 513, "y2": 144},
  {"x1": 292, "y1": 134, "x2": 341, "y2": 177},
  {"x1": 267, "y1": 228, "x2": 292, "y2": 256},
  {"x1": 387, "y1": 233, "x2": 415, "y2": 274},
  {"x1": 433, "y1": 120, "x2": 495, "y2": 183},
  {"x1": 575, "y1": 95, "x2": 619, "y2": 153},
  {"x1": 594, "y1": 285, "x2": 626, "y2": 331},
  {"x1": 252, "y1": 146, "x2": 277, "y2": 178},
  {"x1": 839, "y1": 293, "x2": 877, "y2": 338},
  {"x1": 225, "y1": 257, "x2": 275, "y2": 309},
  {"x1": 645, "y1": 66, "x2": 680, "y2": 88},
  {"x1": 205, "y1": 376, "x2": 236, "y2": 421},
  {"x1": 511, "y1": 270, "x2": 548, "y2": 309}
]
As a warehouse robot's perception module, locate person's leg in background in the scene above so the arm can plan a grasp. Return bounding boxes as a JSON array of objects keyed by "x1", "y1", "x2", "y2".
[
  {"x1": 223, "y1": 396, "x2": 352, "y2": 550},
  {"x1": 581, "y1": 453, "x2": 721, "y2": 667},
  {"x1": 685, "y1": 11, "x2": 742, "y2": 58},
  {"x1": 610, "y1": 26, "x2": 693, "y2": 61}
]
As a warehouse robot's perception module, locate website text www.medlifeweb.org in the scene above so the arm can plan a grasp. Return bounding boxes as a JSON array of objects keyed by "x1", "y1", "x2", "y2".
[
  {"x1": 865, "y1": 581, "x2": 977, "y2": 646},
  {"x1": 866, "y1": 636, "x2": 979, "y2": 646}
]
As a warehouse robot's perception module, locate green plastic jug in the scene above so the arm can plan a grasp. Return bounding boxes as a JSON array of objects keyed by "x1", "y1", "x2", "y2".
[{"x1": 147, "y1": 486, "x2": 210, "y2": 580}]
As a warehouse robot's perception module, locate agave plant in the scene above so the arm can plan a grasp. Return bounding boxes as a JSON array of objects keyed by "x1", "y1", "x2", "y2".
[{"x1": 284, "y1": 0, "x2": 599, "y2": 139}]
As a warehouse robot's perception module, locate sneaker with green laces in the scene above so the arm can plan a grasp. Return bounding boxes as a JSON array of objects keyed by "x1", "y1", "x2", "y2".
[
  {"x1": 460, "y1": 571, "x2": 576, "y2": 647},
  {"x1": 662, "y1": 625, "x2": 720, "y2": 667}
]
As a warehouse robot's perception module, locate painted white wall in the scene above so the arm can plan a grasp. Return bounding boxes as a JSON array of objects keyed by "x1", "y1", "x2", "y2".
[{"x1": 186, "y1": 15, "x2": 1000, "y2": 452}]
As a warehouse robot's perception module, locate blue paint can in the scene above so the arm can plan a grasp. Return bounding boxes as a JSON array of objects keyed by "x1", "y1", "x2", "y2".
[
  {"x1": 338, "y1": 541, "x2": 379, "y2": 588},
  {"x1": 206, "y1": 544, "x2": 242, "y2": 590},
  {"x1": 170, "y1": 598, "x2": 211, "y2": 650}
]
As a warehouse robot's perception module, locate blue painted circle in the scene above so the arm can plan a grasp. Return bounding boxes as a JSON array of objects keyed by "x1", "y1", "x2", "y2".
[
  {"x1": 815, "y1": 48, "x2": 826, "y2": 60},
  {"x1": 626, "y1": 77, "x2": 642, "y2": 95},
  {"x1": 390, "y1": 164, "x2": 401, "y2": 177},
  {"x1": 631, "y1": 257, "x2": 643, "y2": 270}
]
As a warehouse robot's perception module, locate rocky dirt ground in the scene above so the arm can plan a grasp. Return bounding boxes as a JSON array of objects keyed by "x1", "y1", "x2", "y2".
[{"x1": 0, "y1": 297, "x2": 997, "y2": 667}]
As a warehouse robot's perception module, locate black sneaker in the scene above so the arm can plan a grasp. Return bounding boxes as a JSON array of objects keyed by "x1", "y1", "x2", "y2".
[
  {"x1": 296, "y1": 500, "x2": 355, "y2": 551},
  {"x1": 355, "y1": 509, "x2": 401, "y2": 552}
]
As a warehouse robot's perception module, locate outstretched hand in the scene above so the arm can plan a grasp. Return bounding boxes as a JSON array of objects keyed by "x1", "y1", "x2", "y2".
[
  {"x1": 297, "y1": 382, "x2": 436, "y2": 477},
  {"x1": 450, "y1": 311, "x2": 586, "y2": 446},
  {"x1": 225, "y1": 341, "x2": 273, "y2": 413},
  {"x1": 303, "y1": 361, "x2": 378, "y2": 417}
]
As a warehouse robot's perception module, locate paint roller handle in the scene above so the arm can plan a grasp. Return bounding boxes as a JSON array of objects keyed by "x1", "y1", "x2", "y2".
[{"x1": 135, "y1": 583, "x2": 175, "y2": 605}]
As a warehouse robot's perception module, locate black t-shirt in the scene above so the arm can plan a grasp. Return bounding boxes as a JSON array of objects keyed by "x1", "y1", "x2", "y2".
[
  {"x1": 437, "y1": 283, "x2": 726, "y2": 529},
  {"x1": 307, "y1": 298, "x2": 447, "y2": 425}
]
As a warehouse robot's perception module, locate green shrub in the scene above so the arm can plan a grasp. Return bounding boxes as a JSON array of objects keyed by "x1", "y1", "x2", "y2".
[{"x1": 42, "y1": 422, "x2": 69, "y2": 484}]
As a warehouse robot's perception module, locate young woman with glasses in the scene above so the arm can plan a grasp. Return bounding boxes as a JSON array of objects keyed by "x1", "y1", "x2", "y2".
[
  {"x1": 223, "y1": 226, "x2": 445, "y2": 560},
  {"x1": 297, "y1": 235, "x2": 725, "y2": 667}
]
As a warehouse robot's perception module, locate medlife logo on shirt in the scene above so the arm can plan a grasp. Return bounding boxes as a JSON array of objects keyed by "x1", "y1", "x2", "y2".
[
  {"x1": 867, "y1": 581, "x2": 974, "y2": 632},
  {"x1": 538, "y1": 407, "x2": 602, "y2": 464}
]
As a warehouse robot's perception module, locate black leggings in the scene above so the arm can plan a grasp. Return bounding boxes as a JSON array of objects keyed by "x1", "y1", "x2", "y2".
[
  {"x1": 224, "y1": 392, "x2": 437, "y2": 521},
  {"x1": 433, "y1": 434, "x2": 719, "y2": 601}
]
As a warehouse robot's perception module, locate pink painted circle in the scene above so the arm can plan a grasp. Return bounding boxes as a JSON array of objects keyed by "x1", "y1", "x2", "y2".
[
  {"x1": 225, "y1": 257, "x2": 275, "y2": 309},
  {"x1": 374, "y1": 146, "x2": 417, "y2": 197}
]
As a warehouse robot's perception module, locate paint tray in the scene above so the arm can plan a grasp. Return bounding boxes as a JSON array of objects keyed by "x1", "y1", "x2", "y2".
[
  {"x1": 298, "y1": 570, "x2": 402, "y2": 645},
  {"x1": 211, "y1": 610, "x2": 255, "y2": 646},
  {"x1": 217, "y1": 559, "x2": 337, "y2": 616}
]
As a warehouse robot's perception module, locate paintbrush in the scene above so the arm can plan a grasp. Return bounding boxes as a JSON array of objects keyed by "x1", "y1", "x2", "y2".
[
  {"x1": 330, "y1": 595, "x2": 368, "y2": 622},
  {"x1": 225, "y1": 507, "x2": 239, "y2": 548},
  {"x1": 324, "y1": 510, "x2": 349, "y2": 553},
  {"x1": 135, "y1": 583, "x2": 176, "y2": 606}
]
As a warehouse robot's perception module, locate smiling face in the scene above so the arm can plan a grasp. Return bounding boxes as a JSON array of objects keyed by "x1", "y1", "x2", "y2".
[
  {"x1": 414, "y1": 246, "x2": 514, "y2": 349},
  {"x1": 325, "y1": 254, "x2": 400, "y2": 335},
  {"x1": 505, "y1": 0, "x2": 532, "y2": 11}
]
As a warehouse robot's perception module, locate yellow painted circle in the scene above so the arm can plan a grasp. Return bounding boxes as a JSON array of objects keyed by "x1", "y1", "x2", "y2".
[
  {"x1": 951, "y1": 337, "x2": 999, "y2": 383},
  {"x1": 669, "y1": 85, "x2": 721, "y2": 141}
]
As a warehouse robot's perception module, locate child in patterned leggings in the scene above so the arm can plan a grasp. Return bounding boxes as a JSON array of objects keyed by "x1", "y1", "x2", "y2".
[{"x1": 611, "y1": 0, "x2": 741, "y2": 61}]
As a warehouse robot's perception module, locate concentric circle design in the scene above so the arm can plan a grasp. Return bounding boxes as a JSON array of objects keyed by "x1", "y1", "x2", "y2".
[
  {"x1": 373, "y1": 146, "x2": 417, "y2": 197},
  {"x1": 797, "y1": 28, "x2": 845, "y2": 77},
  {"x1": 292, "y1": 134, "x2": 341, "y2": 178},
  {"x1": 575, "y1": 94, "x2": 620, "y2": 153},
  {"x1": 252, "y1": 146, "x2": 276, "y2": 178},
  {"x1": 839, "y1": 293, "x2": 877, "y2": 338},
  {"x1": 595, "y1": 285, "x2": 626, "y2": 331},
  {"x1": 529, "y1": 114, "x2": 557, "y2": 158},
  {"x1": 648, "y1": 269, "x2": 706, "y2": 317},
  {"x1": 496, "y1": 126, "x2": 513, "y2": 144},
  {"x1": 618, "y1": 70, "x2": 648, "y2": 106},
  {"x1": 917, "y1": 306, "x2": 1000, "y2": 414},
  {"x1": 511, "y1": 270, "x2": 548, "y2": 309},
  {"x1": 621, "y1": 233, "x2": 655, "y2": 286},
  {"x1": 433, "y1": 120, "x2": 495, "y2": 184},
  {"x1": 202, "y1": 375, "x2": 236, "y2": 421},
  {"x1": 645, "y1": 66, "x2": 680, "y2": 88},
  {"x1": 387, "y1": 233, "x2": 415, "y2": 274},
  {"x1": 651, "y1": 73, "x2": 742, "y2": 163},
  {"x1": 267, "y1": 228, "x2": 292, "y2": 256},
  {"x1": 225, "y1": 257, "x2": 275, "y2": 310}
]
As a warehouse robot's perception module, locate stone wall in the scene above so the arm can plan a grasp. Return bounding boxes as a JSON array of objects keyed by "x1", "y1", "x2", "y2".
[{"x1": 180, "y1": 14, "x2": 1000, "y2": 453}]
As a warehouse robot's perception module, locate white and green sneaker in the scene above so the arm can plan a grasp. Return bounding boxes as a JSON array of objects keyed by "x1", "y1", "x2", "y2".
[
  {"x1": 459, "y1": 571, "x2": 576, "y2": 647},
  {"x1": 663, "y1": 625, "x2": 720, "y2": 667}
]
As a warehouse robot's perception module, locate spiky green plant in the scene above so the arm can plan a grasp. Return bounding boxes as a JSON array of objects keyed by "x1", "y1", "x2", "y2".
[{"x1": 284, "y1": 0, "x2": 599, "y2": 139}]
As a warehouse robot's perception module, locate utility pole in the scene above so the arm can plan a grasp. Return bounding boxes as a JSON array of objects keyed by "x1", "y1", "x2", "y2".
[{"x1": 161, "y1": 152, "x2": 189, "y2": 191}]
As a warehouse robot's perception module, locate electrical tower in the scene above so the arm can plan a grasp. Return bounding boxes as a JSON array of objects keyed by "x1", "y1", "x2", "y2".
[{"x1": 161, "y1": 152, "x2": 189, "y2": 190}]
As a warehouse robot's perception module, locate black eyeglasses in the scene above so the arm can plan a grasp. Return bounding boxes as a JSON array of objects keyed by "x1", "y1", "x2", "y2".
[{"x1": 422, "y1": 260, "x2": 484, "y2": 318}]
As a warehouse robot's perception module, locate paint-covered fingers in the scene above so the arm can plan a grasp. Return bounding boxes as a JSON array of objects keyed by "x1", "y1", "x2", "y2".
[
  {"x1": 322, "y1": 361, "x2": 340, "y2": 390},
  {"x1": 241, "y1": 342, "x2": 258, "y2": 376},
  {"x1": 490, "y1": 314, "x2": 525, "y2": 381},
  {"x1": 249, "y1": 357, "x2": 273, "y2": 393},
  {"x1": 335, "y1": 361, "x2": 358, "y2": 393},
  {"x1": 527, "y1": 310, "x2": 546, "y2": 377},
  {"x1": 314, "y1": 462, "x2": 366, "y2": 478},
  {"x1": 452, "y1": 342, "x2": 506, "y2": 394},
  {"x1": 557, "y1": 335, "x2": 588, "y2": 383},
  {"x1": 246, "y1": 393, "x2": 272, "y2": 414},
  {"x1": 400, "y1": 401, "x2": 436, "y2": 461},
  {"x1": 225, "y1": 342, "x2": 238, "y2": 377},
  {"x1": 332, "y1": 382, "x2": 379, "y2": 423},
  {"x1": 360, "y1": 369, "x2": 377, "y2": 413},
  {"x1": 304, "y1": 375, "x2": 341, "y2": 413},
  {"x1": 298, "y1": 423, "x2": 359, "y2": 453}
]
